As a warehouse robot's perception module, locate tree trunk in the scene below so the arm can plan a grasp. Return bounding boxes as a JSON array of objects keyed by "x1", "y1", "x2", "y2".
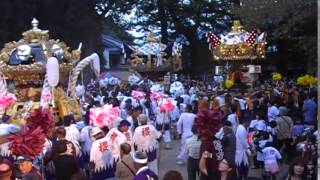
[
  {"x1": 158, "y1": 0, "x2": 168, "y2": 44},
  {"x1": 183, "y1": 31, "x2": 213, "y2": 74},
  {"x1": 166, "y1": 4, "x2": 216, "y2": 74}
]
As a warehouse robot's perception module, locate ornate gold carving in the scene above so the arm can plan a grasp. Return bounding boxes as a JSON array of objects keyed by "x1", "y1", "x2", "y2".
[
  {"x1": 22, "y1": 18, "x2": 49, "y2": 44},
  {"x1": 71, "y1": 50, "x2": 81, "y2": 63},
  {"x1": 231, "y1": 20, "x2": 244, "y2": 33},
  {"x1": 0, "y1": 18, "x2": 82, "y2": 82}
]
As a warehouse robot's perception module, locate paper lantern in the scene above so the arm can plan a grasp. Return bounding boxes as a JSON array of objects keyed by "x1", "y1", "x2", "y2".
[
  {"x1": 46, "y1": 57, "x2": 60, "y2": 87},
  {"x1": 91, "y1": 53, "x2": 100, "y2": 77}
]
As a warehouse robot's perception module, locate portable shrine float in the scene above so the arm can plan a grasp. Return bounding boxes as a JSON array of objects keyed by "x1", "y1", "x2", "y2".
[
  {"x1": 0, "y1": 18, "x2": 100, "y2": 143},
  {"x1": 207, "y1": 20, "x2": 267, "y2": 88},
  {"x1": 127, "y1": 33, "x2": 186, "y2": 76}
]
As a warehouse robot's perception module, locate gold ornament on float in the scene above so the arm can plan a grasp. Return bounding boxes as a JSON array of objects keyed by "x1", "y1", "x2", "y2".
[
  {"x1": 0, "y1": 18, "x2": 84, "y2": 122},
  {"x1": 0, "y1": 18, "x2": 81, "y2": 84},
  {"x1": 207, "y1": 20, "x2": 267, "y2": 61}
]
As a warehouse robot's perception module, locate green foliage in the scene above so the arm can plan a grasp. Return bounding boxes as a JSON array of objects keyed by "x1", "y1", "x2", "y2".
[
  {"x1": 101, "y1": 17, "x2": 134, "y2": 42},
  {"x1": 95, "y1": 0, "x2": 233, "y2": 72},
  {"x1": 233, "y1": 0, "x2": 317, "y2": 72}
]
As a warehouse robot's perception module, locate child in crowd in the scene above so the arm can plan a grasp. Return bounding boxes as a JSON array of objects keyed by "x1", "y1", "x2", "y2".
[
  {"x1": 261, "y1": 144, "x2": 281, "y2": 180},
  {"x1": 255, "y1": 131, "x2": 274, "y2": 169}
]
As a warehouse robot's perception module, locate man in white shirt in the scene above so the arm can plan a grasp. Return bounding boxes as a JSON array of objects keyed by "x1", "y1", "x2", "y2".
[
  {"x1": 234, "y1": 96, "x2": 247, "y2": 111},
  {"x1": 176, "y1": 105, "x2": 196, "y2": 164},
  {"x1": 180, "y1": 90, "x2": 191, "y2": 105},
  {"x1": 227, "y1": 105, "x2": 239, "y2": 134},
  {"x1": 215, "y1": 91, "x2": 226, "y2": 109},
  {"x1": 267, "y1": 101, "x2": 279, "y2": 122},
  {"x1": 249, "y1": 114, "x2": 267, "y2": 132}
]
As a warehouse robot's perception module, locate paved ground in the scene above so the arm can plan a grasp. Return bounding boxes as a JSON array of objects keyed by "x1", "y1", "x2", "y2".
[{"x1": 158, "y1": 139, "x2": 289, "y2": 180}]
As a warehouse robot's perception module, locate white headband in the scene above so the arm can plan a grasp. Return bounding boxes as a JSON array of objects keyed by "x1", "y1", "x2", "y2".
[{"x1": 133, "y1": 155, "x2": 148, "y2": 164}]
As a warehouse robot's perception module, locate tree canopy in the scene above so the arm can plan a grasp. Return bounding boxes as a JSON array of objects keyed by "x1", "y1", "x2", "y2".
[
  {"x1": 233, "y1": 0, "x2": 317, "y2": 73},
  {"x1": 95, "y1": 0, "x2": 317, "y2": 74},
  {"x1": 95, "y1": 0, "x2": 234, "y2": 72}
]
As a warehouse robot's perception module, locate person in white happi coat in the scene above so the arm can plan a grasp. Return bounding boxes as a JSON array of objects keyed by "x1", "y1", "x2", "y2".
[
  {"x1": 79, "y1": 123, "x2": 93, "y2": 170},
  {"x1": 106, "y1": 127, "x2": 127, "y2": 163},
  {"x1": 63, "y1": 115, "x2": 82, "y2": 159},
  {"x1": 133, "y1": 114, "x2": 161, "y2": 175},
  {"x1": 63, "y1": 115, "x2": 80, "y2": 143},
  {"x1": 90, "y1": 127, "x2": 116, "y2": 180},
  {"x1": 235, "y1": 120, "x2": 250, "y2": 180},
  {"x1": 155, "y1": 107, "x2": 172, "y2": 149},
  {"x1": 118, "y1": 119, "x2": 134, "y2": 153},
  {"x1": 176, "y1": 105, "x2": 196, "y2": 164}
]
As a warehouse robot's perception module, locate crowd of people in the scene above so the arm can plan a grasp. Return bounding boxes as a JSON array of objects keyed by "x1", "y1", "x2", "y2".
[{"x1": 0, "y1": 75, "x2": 317, "y2": 180}]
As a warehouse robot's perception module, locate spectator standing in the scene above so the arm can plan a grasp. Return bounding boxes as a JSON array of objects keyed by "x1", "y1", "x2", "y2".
[
  {"x1": 133, "y1": 151, "x2": 158, "y2": 180},
  {"x1": 261, "y1": 144, "x2": 282, "y2": 180},
  {"x1": 302, "y1": 94, "x2": 317, "y2": 128},
  {"x1": 235, "y1": 120, "x2": 250, "y2": 180},
  {"x1": 176, "y1": 105, "x2": 196, "y2": 164},
  {"x1": 52, "y1": 141, "x2": 78, "y2": 180},
  {"x1": 274, "y1": 106, "x2": 293, "y2": 160},
  {"x1": 185, "y1": 126, "x2": 201, "y2": 180},
  {"x1": 116, "y1": 143, "x2": 136, "y2": 180}
]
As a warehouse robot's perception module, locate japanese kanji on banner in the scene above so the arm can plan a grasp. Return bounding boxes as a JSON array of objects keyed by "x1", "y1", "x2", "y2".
[
  {"x1": 90, "y1": 136, "x2": 114, "y2": 172},
  {"x1": 133, "y1": 125, "x2": 161, "y2": 153},
  {"x1": 105, "y1": 128, "x2": 126, "y2": 162}
]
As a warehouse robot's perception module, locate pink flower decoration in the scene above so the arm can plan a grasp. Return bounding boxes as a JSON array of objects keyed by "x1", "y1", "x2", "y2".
[
  {"x1": 159, "y1": 98, "x2": 175, "y2": 112},
  {"x1": 0, "y1": 93, "x2": 17, "y2": 109},
  {"x1": 150, "y1": 92, "x2": 164, "y2": 101},
  {"x1": 42, "y1": 91, "x2": 52, "y2": 102},
  {"x1": 131, "y1": 90, "x2": 145, "y2": 100},
  {"x1": 90, "y1": 106, "x2": 120, "y2": 127}
]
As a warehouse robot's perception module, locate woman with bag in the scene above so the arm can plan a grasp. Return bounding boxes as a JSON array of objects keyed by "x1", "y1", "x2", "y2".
[{"x1": 116, "y1": 143, "x2": 137, "y2": 180}]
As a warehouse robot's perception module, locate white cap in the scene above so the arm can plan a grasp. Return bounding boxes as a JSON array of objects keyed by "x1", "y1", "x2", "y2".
[
  {"x1": 91, "y1": 126, "x2": 103, "y2": 137},
  {"x1": 133, "y1": 151, "x2": 148, "y2": 164}
]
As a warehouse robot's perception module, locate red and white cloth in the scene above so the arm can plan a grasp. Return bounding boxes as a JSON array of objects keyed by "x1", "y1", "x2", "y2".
[
  {"x1": 90, "y1": 137, "x2": 114, "y2": 172},
  {"x1": 133, "y1": 124, "x2": 161, "y2": 153},
  {"x1": 105, "y1": 128, "x2": 126, "y2": 162}
]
